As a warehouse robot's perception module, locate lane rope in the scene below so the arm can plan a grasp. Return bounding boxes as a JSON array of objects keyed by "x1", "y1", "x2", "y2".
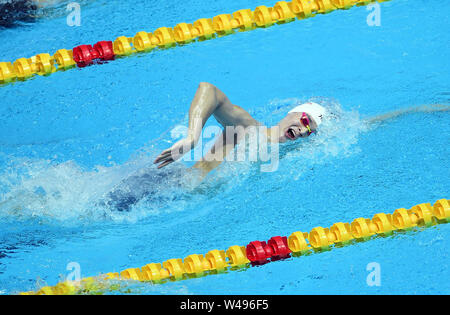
[
  {"x1": 0, "y1": 0, "x2": 390, "y2": 85},
  {"x1": 20, "y1": 198, "x2": 449, "y2": 295}
]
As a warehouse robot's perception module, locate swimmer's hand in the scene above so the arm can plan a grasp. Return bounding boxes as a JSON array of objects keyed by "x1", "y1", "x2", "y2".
[{"x1": 154, "y1": 137, "x2": 195, "y2": 169}]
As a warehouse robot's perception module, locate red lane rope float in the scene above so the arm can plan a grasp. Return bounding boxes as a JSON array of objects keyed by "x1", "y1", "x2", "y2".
[
  {"x1": 0, "y1": 0, "x2": 391, "y2": 85},
  {"x1": 72, "y1": 41, "x2": 115, "y2": 67},
  {"x1": 19, "y1": 198, "x2": 449, "y2": 295},
  {"x1": 247, "y1": 236, "x2": 291, "y2": 264}
]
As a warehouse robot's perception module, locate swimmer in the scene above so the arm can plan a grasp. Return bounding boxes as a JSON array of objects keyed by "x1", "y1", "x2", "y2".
[
  {"x1": 0, "y1": 0, "x2": 61, "y2": 27},
  {"x1": 154, "y1": 82, "x2": 326, "y2": 177}
]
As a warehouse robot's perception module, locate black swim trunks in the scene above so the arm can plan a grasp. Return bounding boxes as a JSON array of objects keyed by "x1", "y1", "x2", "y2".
[
  {"x1": 0, "y1": 0, "x2": 38, "y2": 27},
  {"x1": 103, "y1": 167, "x2": 186, "y2": 212}
]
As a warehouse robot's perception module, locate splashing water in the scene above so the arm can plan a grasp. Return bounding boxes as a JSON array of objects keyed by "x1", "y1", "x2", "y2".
[{"x1": 0, "y1": 154, "x2": 155, "y2": 223}]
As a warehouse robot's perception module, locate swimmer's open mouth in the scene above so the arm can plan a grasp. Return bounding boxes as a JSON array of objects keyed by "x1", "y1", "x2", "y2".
[{"x1": 285, "y1": 128, "x2": 296, "y2": 140}]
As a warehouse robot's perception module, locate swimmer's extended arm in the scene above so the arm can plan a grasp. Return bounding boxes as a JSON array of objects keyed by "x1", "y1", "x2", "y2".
[
  {"x1": 367, "y1": 104, "x2": 449, "y2": 124},
  {"x1": 154, "y1": 82, "x2": 257, "y2": 169}
]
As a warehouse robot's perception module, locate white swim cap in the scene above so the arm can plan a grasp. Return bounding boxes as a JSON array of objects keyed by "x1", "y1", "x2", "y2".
[{"x1": 289, "y1": 102, "x2": 326, "y2": 126}]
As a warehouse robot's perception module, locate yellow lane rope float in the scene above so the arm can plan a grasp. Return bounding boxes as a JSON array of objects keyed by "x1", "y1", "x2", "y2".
[
  {"x1": 0, "y1": 0, "x2": 390, "y2": 85},
  {"x1": 19, "y1": 198, "x2": 449, "y2": 295}
]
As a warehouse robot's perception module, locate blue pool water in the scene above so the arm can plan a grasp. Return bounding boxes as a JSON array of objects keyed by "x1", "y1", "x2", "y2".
[{"x1": 0, "y1": 0, "x2": 449, "y2": 294}]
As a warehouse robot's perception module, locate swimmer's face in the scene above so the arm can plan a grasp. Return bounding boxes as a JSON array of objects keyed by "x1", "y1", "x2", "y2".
[{"x1": 276, "y1": 112, "x2": 318, "y2": 143}]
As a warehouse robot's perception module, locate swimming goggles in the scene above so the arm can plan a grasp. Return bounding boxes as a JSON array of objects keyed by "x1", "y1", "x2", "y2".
[{"x1": 300, "y1": 112, "x2": 314, "y2": 136}]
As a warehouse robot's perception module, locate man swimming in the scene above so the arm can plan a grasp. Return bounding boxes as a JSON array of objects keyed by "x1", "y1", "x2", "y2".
[
  {"x1": 107, "y1": 83, "x2": 447, "y2": 211},
  {"x1": 154, "y1": 82, "x2": 326, "y2": 176}
]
